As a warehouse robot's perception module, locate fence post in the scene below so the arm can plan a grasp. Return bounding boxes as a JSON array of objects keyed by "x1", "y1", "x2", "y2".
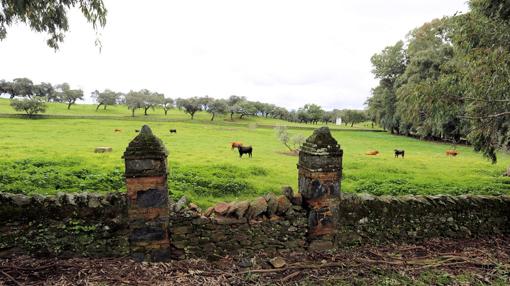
[
  {"x1": 298, "y1": 127, "x2": 343, "y2": 250},
  {"x1": 123, "y1": 125, "x2": 170, "y2": 261}
]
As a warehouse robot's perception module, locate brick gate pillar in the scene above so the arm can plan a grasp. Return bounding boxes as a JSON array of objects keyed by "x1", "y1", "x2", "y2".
[
  {"x1": 298, "y1": 127, "x2": 343, "y2": 250},
  {"x1": 123, "y1": 125, "x2": 170, "y2": 261}
]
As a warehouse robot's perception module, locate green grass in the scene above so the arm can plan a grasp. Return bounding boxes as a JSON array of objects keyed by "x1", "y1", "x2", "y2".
[
  {"x1": 0, "y1": 107, "x2": 509, "y2": 207},
  {"x1": 0, "y1": 98, "x2": 379, "y2": 130}
]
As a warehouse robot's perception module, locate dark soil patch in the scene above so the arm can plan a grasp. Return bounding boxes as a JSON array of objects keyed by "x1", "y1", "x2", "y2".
[
  {"x1": 1, "y1": 236, "x2": 509, "y2": 285},
  {"x1": 276, "y1": 150, "x2": 299, "y2": 157}
]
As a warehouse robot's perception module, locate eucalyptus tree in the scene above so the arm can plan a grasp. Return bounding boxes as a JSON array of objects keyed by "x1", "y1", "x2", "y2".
[
  {"x1": 451, "y1": 0, "x2": 510, "y2": 163},
  {"x1": 0, "y1": 0, "x2": 107, "y2": 49},
  {"x1": 368, "y1": 41, "x2": 407, "y2": 134},
  {"x1": 395, "y1": 18, "x2": 466, "y2": 141}
]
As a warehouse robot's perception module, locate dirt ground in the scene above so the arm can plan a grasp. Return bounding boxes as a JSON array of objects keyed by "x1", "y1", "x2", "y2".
[{"x1": 1, "y1": 236, "x2": 509, "y2": 285}]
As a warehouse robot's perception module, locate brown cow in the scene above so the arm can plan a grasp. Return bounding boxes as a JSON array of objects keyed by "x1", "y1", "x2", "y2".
[
  {"x1": 446, "y1": 150, "x2": 459, "y2": 157},
  {"x1": 114, "y1": 129, "x2": 122, "y2": 132},
  {"x1": 231, "y1": 142, "x2": 243, "y2": 150},
  {"x1": 366, "y1": 150, "x2": 380, "y2": 155}
]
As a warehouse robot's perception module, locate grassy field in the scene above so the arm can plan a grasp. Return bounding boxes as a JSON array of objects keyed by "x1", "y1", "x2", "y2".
[
  {"x1": 0, "y1": 101, "x2": 509, "y2": 207},
  {"x1": 0, "y1": 98, "x2": 378, "y2": 129}
]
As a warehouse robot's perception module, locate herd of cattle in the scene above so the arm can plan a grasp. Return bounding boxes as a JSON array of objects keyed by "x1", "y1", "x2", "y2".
[
  {"x1": 113, "y1": 128, "x2": 253, "y2": 158},
  {"x1": 114, "y1": 128, "x2": 460, "y2": 159},
  {"x1": 365, "y1": 149, "x2": 460, "y2": 157}
]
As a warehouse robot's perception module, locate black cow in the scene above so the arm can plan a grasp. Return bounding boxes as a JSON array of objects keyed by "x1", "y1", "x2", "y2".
[
  {"x1": 394, "y1": 149, "x2": 405, "y2": 158},
  {"x1": 170, "y1": 129, "x2": 177, "y2": 133},
  {"x1": 237, "y1": 145, "x2": 253, "y2": 158}
]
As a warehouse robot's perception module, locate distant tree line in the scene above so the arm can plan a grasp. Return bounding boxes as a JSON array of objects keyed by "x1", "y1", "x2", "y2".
[
  {"x1": 0, "y1": 78, "x2": 84, "y2": 117},
  {"x1": 366, "y1": 0, "x2": 510, "y2": 164},
  {"x1": 1, "y1": 79, "x2": 369, "y2": 126}
]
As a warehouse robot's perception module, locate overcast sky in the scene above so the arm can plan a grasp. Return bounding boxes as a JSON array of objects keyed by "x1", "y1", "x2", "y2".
[{"x1": 0, "y1": 0, "x2": 468, "y2": 110}]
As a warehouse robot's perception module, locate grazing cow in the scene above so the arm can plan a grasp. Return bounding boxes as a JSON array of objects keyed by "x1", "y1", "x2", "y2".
[
  {"x1": 114, "y1": 128, "x2": 122, "y2": 132},
  {"x1": 231, "y1": 141, "x2": 243, "y2": 150},
  {"x1": 394, "y1": 149, "x2": 405, "y2": 158},
  {"x1": 366, "y1": 150, "x2": 379, "y2": 156},
  {"x1": 170, "y1": 129, "x2": 177, "y2": 133},
  {"x1": 446, "y1": 150, "x2": 459, "y2": 157},
  {"x1": 237, "y1": 145, "x2": 253, "y2": 158}
]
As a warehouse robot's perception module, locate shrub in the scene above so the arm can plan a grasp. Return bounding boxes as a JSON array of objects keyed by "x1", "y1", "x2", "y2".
[{"x1": 10, "y1": 98, "x2": 47, "y2": 117}]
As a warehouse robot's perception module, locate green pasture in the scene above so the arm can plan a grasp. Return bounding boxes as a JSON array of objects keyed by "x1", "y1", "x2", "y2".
[
  {"x1": 0, "y1": 98, "x2": 377, "y2": 129},
  {"x1": 0, "y1": 114, "x2": 508, "y2": 208}
]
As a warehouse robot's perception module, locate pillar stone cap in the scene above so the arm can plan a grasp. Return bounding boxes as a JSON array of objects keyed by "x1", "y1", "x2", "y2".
[
  {"x1": 123, "y1": 125, "x2": 168, "y2": 159},
  {"x1": 300, "y1": 127, "x2": 342, "y2": 156},
  {"x1": 298, "y1": 127, "x2": 342, "y2": 172}
]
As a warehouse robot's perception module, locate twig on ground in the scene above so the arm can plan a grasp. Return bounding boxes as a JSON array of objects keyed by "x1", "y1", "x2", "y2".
[{"x1": 0, "y1": 270, "x2": 22, "y2": 286}]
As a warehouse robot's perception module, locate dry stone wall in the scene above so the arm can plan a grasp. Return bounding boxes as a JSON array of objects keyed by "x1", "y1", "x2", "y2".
[
  {"x1": 336, "y1": 194, "x2": 510, "y2": 246},
  {"x1": 1, "y1": 191, "x2": 510, "y2": 259},
  {"x1": 166, "y1": 186, "x2": 308, "y2": 259},
  {"x1": 0, "y1": 192, "x2": 129, "y2": 257}
]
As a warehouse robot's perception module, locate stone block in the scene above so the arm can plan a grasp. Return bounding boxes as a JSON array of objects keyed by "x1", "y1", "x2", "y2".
[
  {"x1": 130, "y1": 226, "x2": 167, "y2": 242},
  {"x1": 136, "y1": 189, "x2": 168, "y2": 208},
  {"x1": 94, "y1": 147, "x2": 112, "y2": 153}
]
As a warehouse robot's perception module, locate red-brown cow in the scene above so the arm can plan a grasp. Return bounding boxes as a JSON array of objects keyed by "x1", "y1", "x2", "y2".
[{"x1": 231, "y1": 142, "x2": 243, "y2": 150}]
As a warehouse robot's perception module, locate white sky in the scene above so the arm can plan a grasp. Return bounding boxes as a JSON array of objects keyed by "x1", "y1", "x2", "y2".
[{"x1": 0, "y1": 0, "x2": 468, "y2": 110}]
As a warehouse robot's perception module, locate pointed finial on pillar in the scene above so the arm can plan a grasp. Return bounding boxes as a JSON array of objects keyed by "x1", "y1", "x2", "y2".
[
  {"x1": 298, "y1": 127, "x2": 343, "y2": 251},
  {"x1": 123, "y1": 125, "x2": 171, "y2": 261}
]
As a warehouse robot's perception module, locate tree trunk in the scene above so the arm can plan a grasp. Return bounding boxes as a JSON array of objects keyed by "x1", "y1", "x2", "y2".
[
  {"x1": 211, "y1": 113, "x2": 215, "y2": 121},
  {"x1": 131, "y1": 109, "x2": 135, "y2": 117},
  {"x1": 351, "y1": 122, "x2": 354, "y2": 127},
  {"x1": 240, "y1": 114, "x2": 245, "y2": 119},
  {"x1": 67, "y1": 102, "x2": 72, "y2": 109},
  {"x1": 144, "y1": 107, "x2": 149, "y2": 116},
  {"x1": 230, "y1": 112, "x2": 234, "y2": 120},
  {"x1": 284, "y1": 142, "x2": 293, "y2": 152},
  {"x1": 104, "y1": 105, "x2": 107, "y2": 110},
  {"x1": 96, "y1": 103, "x2": 102, "y2": 111},
  {"x1": 164, "y1": 109, "x2": 168, "y2": 116},
  {"x1": 191, "y1": 112, "x2": 195, "y2": 120}
]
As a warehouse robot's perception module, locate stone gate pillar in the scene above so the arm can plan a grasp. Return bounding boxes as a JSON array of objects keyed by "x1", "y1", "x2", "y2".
[
  {"x1": 123, "y1": 125, "x2": 170, "y2": 261},
  {"x1": 298, "y1": 127, "x2": 343, "y2": 250}
]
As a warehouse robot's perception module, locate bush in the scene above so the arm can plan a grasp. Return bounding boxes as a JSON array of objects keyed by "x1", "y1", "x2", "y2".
[
  {"x1": 10, "y1": 98, "x2": 47, "y2": 117},
  {"x1": 170, "y1": 164, "x2": 268, "y2": 197},
  {"x1": 0, "y1": 159, "x2": 124, "y2": 194}
]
